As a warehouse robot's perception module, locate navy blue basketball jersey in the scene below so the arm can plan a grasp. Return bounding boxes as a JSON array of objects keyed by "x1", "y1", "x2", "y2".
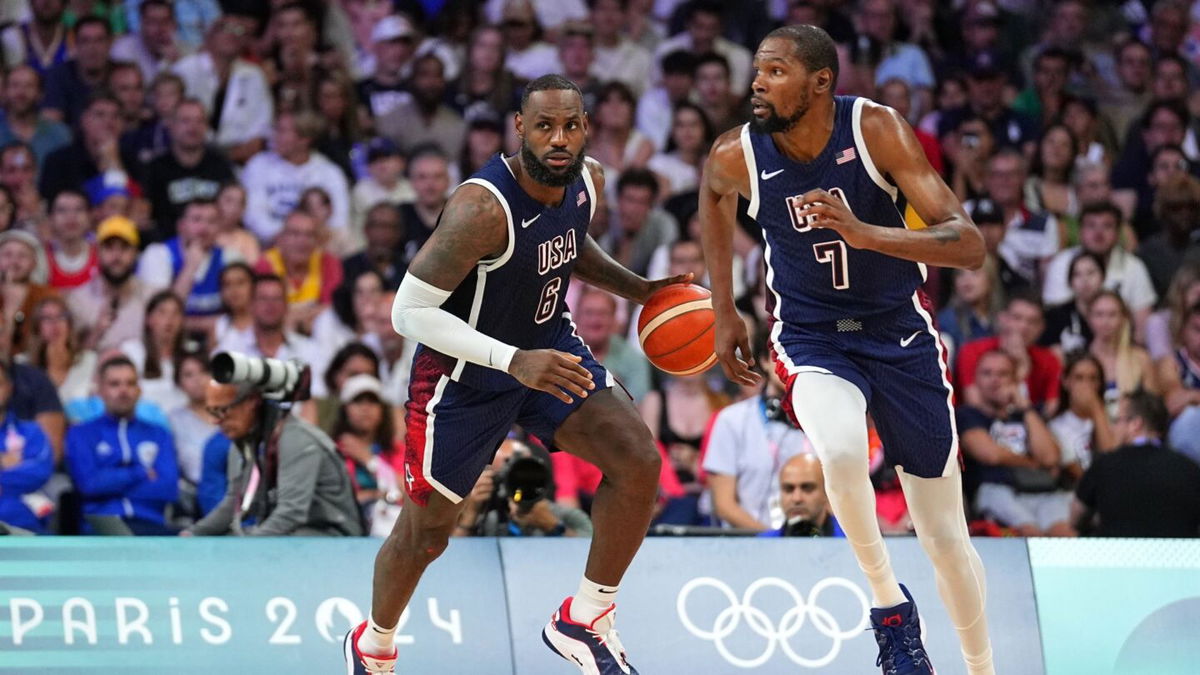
[
  {"x1": 433, "y1": 154, "x2": 596, "y2": 390},
  {"x1": 744, "y1": 96, "x2": 926, "y2": 326}
]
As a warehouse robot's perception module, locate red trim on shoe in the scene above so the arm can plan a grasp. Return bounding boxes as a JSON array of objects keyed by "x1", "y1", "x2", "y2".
[
  {"x1": 352, "y1": 621, "x2": 399, "y2": 660},
  {"x1": 559, "y1": 597, "x2": 617, "y2": 630}
]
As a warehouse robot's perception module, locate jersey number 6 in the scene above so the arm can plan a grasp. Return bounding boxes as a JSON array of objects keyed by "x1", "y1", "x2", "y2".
[
  {"x1": 534, "y1": 277, "x2": 562, "y2": 324},
  {"x1": 812, "y1": 240, "x2": 850, "y2": 290}
]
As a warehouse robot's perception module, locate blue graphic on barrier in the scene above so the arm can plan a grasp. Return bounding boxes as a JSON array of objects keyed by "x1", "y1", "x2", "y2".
[
  {"x1": 502, "y1": 538, "x2": 1043, "y2": 674},
  {"x1": 0, "y1": 538, "x2": 511, "y2": 674}
]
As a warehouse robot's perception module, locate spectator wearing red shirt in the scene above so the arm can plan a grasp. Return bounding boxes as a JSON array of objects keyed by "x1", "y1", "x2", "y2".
[
  {"x1": 956, "y1": 292, "x2": 1063, "y2": 414},
  {"x1": 44, "y1": 189, "x2": 98, "y2": 290}
]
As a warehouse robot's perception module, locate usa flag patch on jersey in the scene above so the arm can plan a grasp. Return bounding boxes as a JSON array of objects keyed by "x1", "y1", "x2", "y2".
[
  {"x1": 577, "y1": 190, "x2": 587, "y2": 206},
  {"x1": 835, "y1": 147, "x2": 856, "y2": 165}
]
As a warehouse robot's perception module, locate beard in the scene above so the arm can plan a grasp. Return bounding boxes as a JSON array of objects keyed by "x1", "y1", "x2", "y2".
[
  {"x1": 520, "y1": 141, "x2": 586, "y2": 188},
  {"x1": 749, "y1": 94, "x2": 809, "y2": 134},
  {"x1": 101, "y1": 264, "x2": 134, "y2": 287}
]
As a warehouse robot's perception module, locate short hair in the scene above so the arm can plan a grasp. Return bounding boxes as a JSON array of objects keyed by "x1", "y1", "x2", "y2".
[
  {"x1": 51, "y1": 188, "x2": 88, "y2": 210},
  {"x1": 1115, "y1": 38, "x2": 1151, "y2": 62},
  {"x1": 988, "y1": 147, "x2": 1027, "y2": 172},
  {"x1": 253, "y1": 272, "x2": 286, "y2": 294},
  {"x1": 406, "y1": 143, "x2": 448, "y2": 174},
  {"x1": 616, "y1": 167, "x2": 660, "y2": 200},
  {"x1": 688, "y1": 0, "x2": 723, "y2": 22},
  {"x1": 661, "y1": 49, "x2": 699, "y2": 76},
  {"x1": 5, "y1": 64, "x2": 42, "y2": 90},
  {"x1": 151, "y1": 70, "x2": 186, "y2": 94},
  {"x1": 694, "y1": 51, "x2": 730, "y2": 77},
  {"x1": 220, "y1": 261, "x2": 254, "y2": 286},
  {"x1": 74, "y1": 15, "x2": 112, "y2": 38},
  {"x1": 282, "y1": 109, "x2": 324, "y2": 140},
  {"x1": 976, "y1": 348, "x2": 1017, "y2": 374},
  {"x1": 181, "y1": 197, "x2": 218, "y2": 218},
  {"x1": 1142, "y1": 100, "x2": 1187, "y2": 130},
  {"x1": 764, "y1": 24, "x2": 840, "y2": 89},
  {"x1": 1151, "y1": 143, "x2": 1187, "y2": 167},
  {"x1": 140, "y1": 0, "x2": 173, "y2": 18},
  {"x1": 1123, "y1": 389, "x2": 1169, "y2": 437},
  {"x1": 83, "y1": 91, "x2": 121, "y2": 114},
  {"x1": 1035, "y1": 47, "x2": 1074, "y2": 69},
  {"x1": 1079, "y1": 200, "x2": 1122, "y2": 227},
  {"x1": 520, "y1": 74, "x2": 584, "y2": 113},
  {"x1": 1004, "y1": 289, "x2": 1043, "y2": 315},
  {"x1": 1155, "y1": 53, "x2": 1188, "y2": 75},
  {"x1": 108, "y1": 61, "x2": 144, "y2": 85},
  {"x1": 98, "y1": 354, "x2": 137, "y2": 380}
]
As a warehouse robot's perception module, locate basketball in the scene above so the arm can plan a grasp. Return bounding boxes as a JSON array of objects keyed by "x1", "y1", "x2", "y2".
[{"x1": 636, "y1": 284, "x2": 717, "y2": 376}]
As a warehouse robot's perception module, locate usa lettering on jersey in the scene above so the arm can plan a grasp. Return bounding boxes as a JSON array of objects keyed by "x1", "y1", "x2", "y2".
[
  {"x1": 785, "y1": 186, "x2": 851, "y2": 233},
  {"x1": 537, "y1": 229, "x2": 578, "y2": 275}
]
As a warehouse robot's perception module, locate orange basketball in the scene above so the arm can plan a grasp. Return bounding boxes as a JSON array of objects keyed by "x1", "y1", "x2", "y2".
[{"x1": 637, "y1": 284, "x2": 717, "y2": 376}]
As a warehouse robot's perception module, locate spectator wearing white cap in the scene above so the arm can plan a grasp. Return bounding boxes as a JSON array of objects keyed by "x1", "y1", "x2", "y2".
[
  {"x1": 332, "y1": 373, "x2": 403, "y2": 534},
  {"x1": 357, "y1": 14, "x2": 419, "y2": 121}
]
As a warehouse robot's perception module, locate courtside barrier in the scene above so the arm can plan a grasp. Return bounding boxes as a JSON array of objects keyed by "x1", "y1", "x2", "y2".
[
  {"x1": 1030, "y1": 539, "x2": 1200, "y2": 675},
  {"x1": 0, "y1": 538, "x2": 1043, "y2": 673}
]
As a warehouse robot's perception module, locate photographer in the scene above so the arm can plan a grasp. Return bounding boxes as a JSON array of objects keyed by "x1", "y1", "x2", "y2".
[
  {"x1": 185, "y1": 354, "x2": 362, "y2": 537},
  {"x1": 460, "y1": 440, "x2": 592, "y2": 538}
]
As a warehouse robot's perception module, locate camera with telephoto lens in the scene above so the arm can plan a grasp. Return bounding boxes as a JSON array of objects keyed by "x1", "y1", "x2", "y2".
[{"x1": 210, "y1": 352, "x2": 311, "y2": 402}]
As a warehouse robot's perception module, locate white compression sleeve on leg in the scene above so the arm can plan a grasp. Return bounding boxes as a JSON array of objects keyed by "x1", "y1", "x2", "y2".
[
  {"x1": 898, "y1": 467, "x2": 994, "y2": 675},
  {"x1": 788, "y1": 371, "x2": 906, "y2": 608},
  {"x1": 391, "y1": 273, "x2": 519, "y2": 373}
]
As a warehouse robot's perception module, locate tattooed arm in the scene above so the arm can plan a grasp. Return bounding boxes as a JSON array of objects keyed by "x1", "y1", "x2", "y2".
[
  {"x1": 573, "y1": 159, "x2": 691, "y2": 304},
  {"x1": 391, "y1": 176, "x2": 595, "y2": 402},
  {"x1": 796, "y1": 102, "x2": 985, "y2": 270}
]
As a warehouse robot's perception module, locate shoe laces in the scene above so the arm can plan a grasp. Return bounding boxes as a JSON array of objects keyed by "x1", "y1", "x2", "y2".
[
  {"x1": 586, "y1": 614, "x2": 631, "y2": 667},
  {"x1": 873, "y1": 620, "x2": 929, "y2": 674}
]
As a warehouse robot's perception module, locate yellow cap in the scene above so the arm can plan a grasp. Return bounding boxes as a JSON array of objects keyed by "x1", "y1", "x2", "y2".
[{"x1": 96, "y1": 215, "x2": 139, "y2": 247}]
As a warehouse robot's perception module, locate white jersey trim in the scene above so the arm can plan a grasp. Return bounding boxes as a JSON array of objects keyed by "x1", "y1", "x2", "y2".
[
  {"x1": 850, "y1": 98, "x2": 898, "y2": 200},
  {"x1": 739, "y1": 124, "x2": 760, "y2": 220},
  {"x1": 451, "y1": 268, "x2": 490, "y2": 381},
  {"x1": 423, "y1": 374, "x2": 464, "y2": 503},
  {"x1": 580, "y1": 160, "x2": 599, "y2": 222},
  {"x1": 461, "y1": 177, "x2": 516, "y2": 272},
  {"x1": 908, "y1": 291, "x2": 958, "y2": 477}
]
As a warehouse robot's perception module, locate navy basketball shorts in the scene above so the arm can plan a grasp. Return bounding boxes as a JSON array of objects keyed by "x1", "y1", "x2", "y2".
[
  {"x1": 402, "y1": 332, "x2": 614, "y2": 507},
  {"x1": 772, "y1": 299, "x2": 959, "y2": 479}
]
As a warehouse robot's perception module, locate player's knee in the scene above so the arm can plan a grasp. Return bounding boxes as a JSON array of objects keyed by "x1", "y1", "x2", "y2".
[
  {"x1": 816, "y1": 440, "x2": 869, "y2": 481},
  {"x1": 384, "y1": 516, "x2": 453, "y2": 567},
  {"x1": 919, "y1": 528, "x2": 971, "y2": 565}
]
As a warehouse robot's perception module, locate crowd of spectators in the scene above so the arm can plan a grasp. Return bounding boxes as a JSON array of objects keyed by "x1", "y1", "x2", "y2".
[{"x1": 0, "y1": 0, "x2": 1198, "y2": 539}]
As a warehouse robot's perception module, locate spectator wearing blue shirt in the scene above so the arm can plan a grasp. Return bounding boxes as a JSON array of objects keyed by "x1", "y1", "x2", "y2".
[
  {"x1": 0, "y1": 365, "x2": 54, "y2": 533},
  {"x1": 66, "y1": 355, "x2": 179, "y2": 535},
  {"x1": 0, "y1": 67, "x2": 72, "y2": 167},
  {"x1": 196, "y1": 432, "x2": 229, "y2": 517},
  {"x1": 4, "y1": 361, "x2": 65, "y2": 464},
  {"x1": 41, "y1": 17, "x2": 116, "y2": 129}
]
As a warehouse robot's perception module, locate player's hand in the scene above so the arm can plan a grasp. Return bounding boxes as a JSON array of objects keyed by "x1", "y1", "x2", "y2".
[
  {"x1": 714, "y1": 312, "x2": 761, "y2": 386},
  {"x1": 508, "y1": 349, "x2": 595, "y2": 404},
  {"x1": 638, "y1": 273, "x2": 695, "y2": 305},
  {"x1": 795, "y1": 189, "x2": 873, "y2": 249}
]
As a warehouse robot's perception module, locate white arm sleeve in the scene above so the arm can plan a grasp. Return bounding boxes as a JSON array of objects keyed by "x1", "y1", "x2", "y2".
[{"x1": 392, "y1": 273, "x2": 518, "y2": 373}]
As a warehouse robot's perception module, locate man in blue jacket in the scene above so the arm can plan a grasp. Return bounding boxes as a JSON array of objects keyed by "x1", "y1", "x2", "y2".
[
  {"x1": 66, "y1": 355, "x2": 179, "y2": 535},
  {"x1": 0, "y1": 365, "x2": 54, "y2": 533}
]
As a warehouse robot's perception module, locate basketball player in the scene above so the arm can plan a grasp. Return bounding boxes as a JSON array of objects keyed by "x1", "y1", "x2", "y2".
[
  {"x1": 699, "y1": 27, "x2": 995, "y2": 675},
  {"x1": 343, "y1": 75, "x2": 689, "y2": 675}
]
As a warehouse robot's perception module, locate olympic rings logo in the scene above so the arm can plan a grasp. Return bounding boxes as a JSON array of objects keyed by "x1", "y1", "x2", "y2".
[{"x1": 676, "y1": 576, "x2": 870, "y2": 669}]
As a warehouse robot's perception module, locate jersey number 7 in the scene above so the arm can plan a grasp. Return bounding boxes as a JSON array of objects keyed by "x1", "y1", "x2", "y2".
[{"x1": 812, "y1": 240, "x2": 850, "y2": 290}]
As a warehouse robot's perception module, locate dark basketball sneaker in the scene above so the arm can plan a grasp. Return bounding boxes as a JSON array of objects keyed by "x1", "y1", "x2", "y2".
[
  {"x1": 542, "y1": 597, "x2": 638, "y2": 675},
  {"x1": 343, "y1": 621, "x2": 398, "y2": 675},
  {"x1": 871, "y1": 584, "x2": 936, "y2": 675}
]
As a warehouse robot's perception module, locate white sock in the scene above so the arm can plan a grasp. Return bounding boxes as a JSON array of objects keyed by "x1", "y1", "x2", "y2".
[
  {"x1": 572, "y1": 576, "x2": 617, "y2": 624},
  {"x1": 358, "y1": 614, "x2": 397, "y2": 656}
]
